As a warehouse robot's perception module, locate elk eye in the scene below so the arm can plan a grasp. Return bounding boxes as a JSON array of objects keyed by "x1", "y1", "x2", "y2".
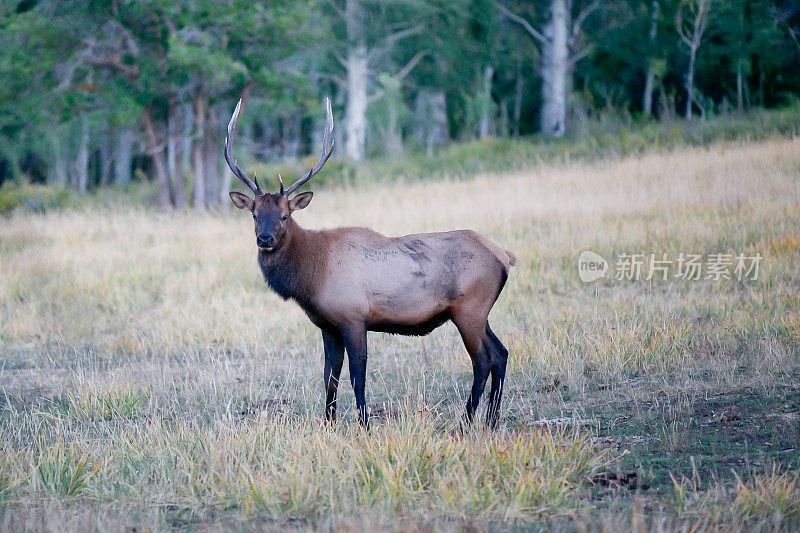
[{"x1": 280, "y1": 214, "x2": 288, "y2": 221}]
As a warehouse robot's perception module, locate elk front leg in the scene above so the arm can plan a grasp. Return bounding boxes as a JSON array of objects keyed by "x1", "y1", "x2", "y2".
[
  {"x1": 343, "y1": 325, "x2": 369, "y2": 429},
  {"x1": 322, "y1": 329, "x2": 345, "y2": 423}
]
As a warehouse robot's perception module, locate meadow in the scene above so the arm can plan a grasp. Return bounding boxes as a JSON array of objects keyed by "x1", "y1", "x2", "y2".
[{"x1": 1, "y1": 137, "x2": 799, "y2": 531}]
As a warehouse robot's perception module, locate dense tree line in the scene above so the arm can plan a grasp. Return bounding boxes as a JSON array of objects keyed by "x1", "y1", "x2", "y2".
[{"x1": 1, "y1": 0, "x2": 799, "y2": 209}]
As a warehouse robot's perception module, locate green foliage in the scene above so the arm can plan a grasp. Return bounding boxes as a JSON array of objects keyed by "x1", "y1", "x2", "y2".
[
  {"x1": 0, "y1": 183, "x2": 71, "y2": 214},
  {"x1": 315, "y1": 104, "x2": 800, "y2": 186},
  {"x1": 1, "y1": 0, "x2": 800, "y2": 204}
]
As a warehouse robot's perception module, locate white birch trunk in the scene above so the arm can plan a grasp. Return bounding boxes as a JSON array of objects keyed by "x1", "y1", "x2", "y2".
[
  {"x1": 345, "y1": 42, "x2": 368, "y2": 161},
  {"x1": 114, "y1": 128, "x2": 134, "y2": 186},
  {"x1": 643, "y1": 1, "x2": 660, "y2": 117},
  {"x1": 48, "y1": 131, "x2": 69, "y2": 187},
  {"x1": 75, "y1": 114, "x2": 89, "y2": 194},
  {"x1": 540, "y1": 0, "x2": 569, "y2": 136},
  {"x1": 345, "y1": 0, "x2": 368, "y2": 161}
]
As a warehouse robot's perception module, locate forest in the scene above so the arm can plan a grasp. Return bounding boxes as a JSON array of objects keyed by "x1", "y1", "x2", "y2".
[{"x1": 1, "y1": 0, "x2": 800, "y2": 209}]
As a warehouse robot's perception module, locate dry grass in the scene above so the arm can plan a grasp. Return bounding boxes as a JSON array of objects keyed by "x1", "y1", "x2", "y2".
[{"x1": 1, "y1": 138, "x2": 799, "y2": 530}]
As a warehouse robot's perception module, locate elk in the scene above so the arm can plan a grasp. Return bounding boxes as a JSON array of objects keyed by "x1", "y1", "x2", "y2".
[{"x1": 225, "y1": 97, "x2": 516, "y2": 429}]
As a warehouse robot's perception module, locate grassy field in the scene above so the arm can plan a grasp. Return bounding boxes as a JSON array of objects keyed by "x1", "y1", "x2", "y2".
[{"x1": 1, "y1": 138, "x2": 799, "y2": 531}]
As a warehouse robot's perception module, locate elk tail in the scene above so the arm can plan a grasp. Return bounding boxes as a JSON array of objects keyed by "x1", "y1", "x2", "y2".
[{"x1": 505, "y1": 250, "x2": 518, "y2": 267}]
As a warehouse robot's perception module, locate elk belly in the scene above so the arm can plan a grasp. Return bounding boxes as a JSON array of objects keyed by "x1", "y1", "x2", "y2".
[{"x1": 364, "y1": 268, "x2": 451, "y2": 333}]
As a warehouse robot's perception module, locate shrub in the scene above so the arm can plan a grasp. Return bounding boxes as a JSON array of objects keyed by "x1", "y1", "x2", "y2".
[{"x1": 0, "y1": 183, "x2": 70, "y2": 214}]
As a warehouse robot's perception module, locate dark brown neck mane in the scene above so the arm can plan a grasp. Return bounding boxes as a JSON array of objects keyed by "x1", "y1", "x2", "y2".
[{"x1": 258, "y1": 220, "x2": 326, "y2": 309}]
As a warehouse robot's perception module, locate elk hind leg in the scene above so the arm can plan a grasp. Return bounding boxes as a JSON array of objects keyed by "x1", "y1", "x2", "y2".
[
  {"x1": 452, "y1": 311, "x2": 492, "y2": 427},
  {"x1": 484, "y1": 324, "x2": 509, "y2": 430}
]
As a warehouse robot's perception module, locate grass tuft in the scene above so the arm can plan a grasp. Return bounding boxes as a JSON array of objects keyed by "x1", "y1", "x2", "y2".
[
  {"x1": 0, "y1": 452, "x2": 24, "y2": 502},
  {"x1": 733, "y1": 468, "x2": 800, "y2": 521},
  {"x1": 36, "y1": 441, "x2": 98, "y2": 497},
  {"x1": 65, "y1": 385, "x2": 146, "y2": 421}
]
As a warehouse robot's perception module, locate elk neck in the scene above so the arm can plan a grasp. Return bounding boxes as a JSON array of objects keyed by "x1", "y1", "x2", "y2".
[{"x1": 257, "y1": 219, "x2": 325, "y2": 309}]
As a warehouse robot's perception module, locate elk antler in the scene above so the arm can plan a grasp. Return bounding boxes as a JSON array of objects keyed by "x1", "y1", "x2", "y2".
[
  {"x1": 283, "y1": 97, "x2": 335, "y2": 197},
  {"x1": 225, "y1": 99, "x2": 263, "y2": 196}
]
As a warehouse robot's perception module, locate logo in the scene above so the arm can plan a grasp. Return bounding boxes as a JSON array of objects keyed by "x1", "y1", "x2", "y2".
[{"x1": 578, "y1": 250, "x2": 608, "y2": 282}]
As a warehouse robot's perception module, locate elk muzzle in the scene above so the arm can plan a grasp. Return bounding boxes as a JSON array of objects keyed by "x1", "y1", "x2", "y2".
[{"x1": 257, "y1": 234, "x2": 275, "y2": 250}]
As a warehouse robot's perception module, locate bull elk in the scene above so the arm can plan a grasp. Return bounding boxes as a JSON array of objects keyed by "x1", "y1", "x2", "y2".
[{"x1": 225, "y1": 97, "x2": 516, "y2": 429}]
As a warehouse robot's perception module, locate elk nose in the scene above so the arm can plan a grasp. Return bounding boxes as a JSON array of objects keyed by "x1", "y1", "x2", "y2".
[{"x1": 257, "y1": 234, "x2": 275, "y2": 248}]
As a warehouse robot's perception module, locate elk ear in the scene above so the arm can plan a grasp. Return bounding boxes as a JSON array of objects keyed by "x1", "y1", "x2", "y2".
[
  {"x1": 229, "y1": 191, "x2": 254, "y2": 211},
  {"x1": 289, "y1": 191, "x2": 313, "y2": 211}
]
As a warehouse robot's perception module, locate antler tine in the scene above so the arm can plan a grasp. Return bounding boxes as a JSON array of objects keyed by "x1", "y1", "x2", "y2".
[
  {"x1": 277, "y1": 173, "x2": 284, "y2": 196},
  {"x1": 225, "y1": 99, "x2": 262, "y2": 196},
  {"x1": 284, "y1": 96, "x2": 335, "y2": 197}
]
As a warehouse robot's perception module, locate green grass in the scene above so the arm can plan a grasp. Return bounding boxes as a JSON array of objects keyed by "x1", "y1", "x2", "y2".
[
  {"x1": 0, "y1": 136, "x2": 799, "y2": 530},
  {"x1": 36, "y1": 441, "x2": 97, "y2": 497},
  {"x1": 64, "y1": 386, "x2": 146, "y2": 421}
]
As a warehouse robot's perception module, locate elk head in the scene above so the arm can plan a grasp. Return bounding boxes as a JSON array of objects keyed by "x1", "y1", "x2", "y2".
[{"x1": 226, "y1": 98, "x2": 334, "y2": 252}]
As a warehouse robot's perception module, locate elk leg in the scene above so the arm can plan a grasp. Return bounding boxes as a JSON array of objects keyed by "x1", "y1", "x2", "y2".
[
  {"x1": 322, "y1": 329, "x2": 345, "y2": 423},
  {"x1": 343, "y1": 326, "x2": 369, "y2": 429},
  {"x1": 465, "y1": 350, "x2": 492, "y2": 425},
  {"x1": 484, "y1": 324, "x2": 509, "y2": 430},
  {"x1": 452, "y1": 313, "x2": 492, "y2": 427}
]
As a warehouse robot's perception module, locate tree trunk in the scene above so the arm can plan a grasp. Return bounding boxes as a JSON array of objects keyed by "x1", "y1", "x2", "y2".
[
  {"x1": 686, "y1": 47, "x2": 696, "y2": 121},
  {"x1": 193, "y1": 94, "x2": 206, "y2": 210},
  {"x1": 736, "y1": 62, "x2": 744, "y2": 113},
  {"x1": 217, "y1": 104, "x2": 233, "y2": 208},
  {"x1": 386, "y1": 102, "x2": 402, "y2": 158},
  {"x1": 540, "y1": 0, "x2": 569, "y2": 136},
  {"x1": 736, "y1": 6, "x2": 747, "y2": 113},
  {"x1": 74, "y1": 114, "x2": 90, "y2": 194},
  {"x1": 414, "y1": 90, "x2": 448, "y2": 154},
  {"x1": 479, "y1": 65, "x2": 495, "y2": 139},
  {"x1": 513, "y1": 57, "x2": 524, "y2": 137},
  {"x1": 345, "y1": 43, "x2": 368, "y2": 161},
  {"x1": 383, "y1": 78, "x2": 404, "y2": 158},
  {"x1": 217, "y1": 106, "x2": 233, "y2": 211},
  {"x1": 181, "y1": 103, "x2": 193, "y2": 178},
  {"x1": 142, "y1": 108, "x2": 173, "y2": 211},
  {"x1": 204, "y1": 104, "x2": 219, "y2": 208},
  {"x1": 48, "y1": 132, "x2": 69, "y2": 187},
  {"x1": 345, "y1": 0, "x2": 368, "y2": 161},
  {"x1": 99, "y1": 134, "x2": 112, "y2": 187},
  {"x1": 168, "y1": 101, "x2": 185, "y2": 209},
  {"x1": 642, "y1": 1, "x2": 660, "y2": 117},
  {"x1": 113, "y1": 128, "x2": 134, "y2": 186}
]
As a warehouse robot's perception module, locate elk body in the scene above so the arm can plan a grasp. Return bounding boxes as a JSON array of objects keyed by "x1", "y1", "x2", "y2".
[{"x1": 226, "y1": 98, "x2": 516, "y2": 429}]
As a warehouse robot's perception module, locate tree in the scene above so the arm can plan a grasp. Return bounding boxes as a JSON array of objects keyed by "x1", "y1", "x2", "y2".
[
  {"x1": 498, "y1": 0, "x2": 600, "y2": 136},
  {"x1": 675, "y1": 0, "x2": 713, "y2": 121},
  {"x1": 642, "y1": 1, "x2": 661, "y2": 117},
  {"x1": 325, "y1": 0, "x2": 435, "y2": 161}
]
